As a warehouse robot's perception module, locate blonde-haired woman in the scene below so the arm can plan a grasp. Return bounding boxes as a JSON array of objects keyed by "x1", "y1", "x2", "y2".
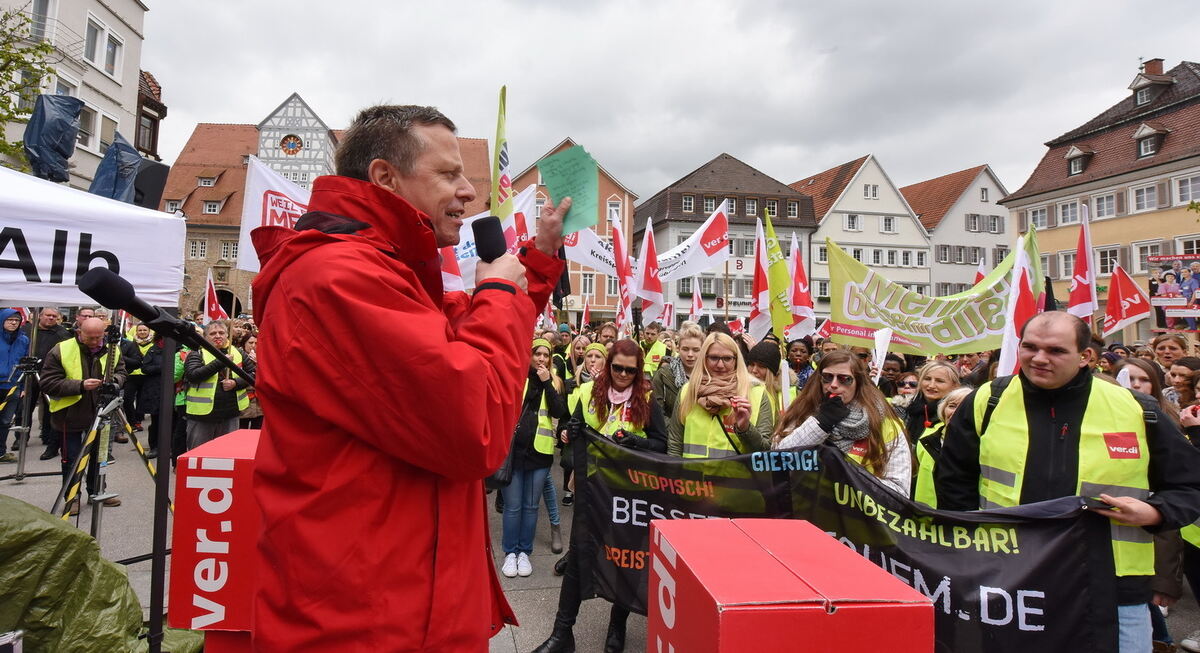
[
  {"x1": 773, "y1": 350, "x2": 911, "y2": 496},
  {"x1": 652, "y1": 324, "x2": 705, "y2": 423},
  {"x1": 912, "y1": 386, "x2": 972, "y2": 507},
  {"x1": 902, "y1": 360, "x2": 962, "y2": 442},
  {"x1": 667, "y1": 332, "x2": 773, "y2": 458}
]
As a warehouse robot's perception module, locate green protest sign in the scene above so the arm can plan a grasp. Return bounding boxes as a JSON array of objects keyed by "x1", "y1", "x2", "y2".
[{"x1": 537, "y1": 145, "x2": 599, "y2": 235}]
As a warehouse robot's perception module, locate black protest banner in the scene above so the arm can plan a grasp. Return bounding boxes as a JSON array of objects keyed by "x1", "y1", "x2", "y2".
[{"x1": 579, "y1": 434, "x2": 1118, "y2": 653}]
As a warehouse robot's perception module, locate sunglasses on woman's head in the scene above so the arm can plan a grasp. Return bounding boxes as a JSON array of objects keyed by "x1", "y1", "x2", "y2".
[
  {"x1": 610, "y1": 363, "x2": 638, "y2": 376},
  {"x1": 821, "y1": 373, "x2": 855, "y2": 385}
]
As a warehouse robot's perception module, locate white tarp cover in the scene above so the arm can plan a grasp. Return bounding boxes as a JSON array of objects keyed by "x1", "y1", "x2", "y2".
[{"x1": 0, "y1": 165, "x2": 185, "y2": 306}]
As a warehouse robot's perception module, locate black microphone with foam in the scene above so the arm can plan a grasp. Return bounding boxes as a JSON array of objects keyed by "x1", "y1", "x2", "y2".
[
  {"x1": 472, "y1": 215, "x2": 507, "y2": 263},
  {"x1": 78, "y1": 267, "x2": 254, "y2": 386}
]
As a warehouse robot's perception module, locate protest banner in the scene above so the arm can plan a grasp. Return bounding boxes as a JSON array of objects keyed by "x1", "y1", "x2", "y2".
[
  {"x1": 1147, "y1": 254, "x2": 1200, "y2": 330},
  {"x1": 237, "y1": 156, "x2": 310, "y2": 273},
  {"x1": 657, "y1": 201, "x2": 730, "y2": 282},
  {"x1": 826, "y1": 239, "x2": 1018, "y2": 355},
  {"x1": 578, "y1": 434, "x2": 1118, "y2": 653}
]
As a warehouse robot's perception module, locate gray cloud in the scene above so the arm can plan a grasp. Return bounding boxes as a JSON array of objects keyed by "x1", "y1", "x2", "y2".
[{"x1": 144, "y1": 0, "x2": 1197, "y2": 201}]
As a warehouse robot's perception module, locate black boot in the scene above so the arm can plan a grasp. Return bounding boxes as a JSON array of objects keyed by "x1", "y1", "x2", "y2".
[
  {"x1": 604, "y1": 606, "x2": 628, "y2": 653},
  {"x1": 531, "y1": 624, "x2": 575, "y2": 653}
]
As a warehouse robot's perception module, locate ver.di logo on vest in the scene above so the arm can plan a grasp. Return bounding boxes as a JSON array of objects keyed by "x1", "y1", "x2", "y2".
[{"x1": 1103, "y1": 432, "x2": 1141, "y2": 459}]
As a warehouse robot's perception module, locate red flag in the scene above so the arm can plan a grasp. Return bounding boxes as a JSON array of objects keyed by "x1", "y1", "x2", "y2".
[
  {"x1": 611, "y1": 218, "x2": 635, "y2": 331},
  {"x1": 747, "y1": 219, "x2": 771, "y2": 340},
  {"x1": 1067, "y1": 204, "x2": 1098, "y2": 319},
  {"x1": 728, "y1": 317, "x2": 744, "y2": 335},
  {"x1": 974, "y1": 259, "x2": 987, "y2": 285},
  {"x1": 1103, "y1": 265, "x2": 1151, "y2": 337},
  {"x1": 785, "y1": 233, "x2": 815, "y2": 339},
  {"x1": 815, "y1": 319, "x2": 832, "y2": 339},
  {"x1": 996, "y1": 235, "x2": 1040, "y2": 376},
  {"x1": 204, "y1": 269, "x2": 230, "y2": 324},
  {"x1": 688, "y1": 276, "x2": 704, "y2": 323},
  {"x1": 633, "y1": 218, "x2": 665, "y2": 324},
  {"x1": 661, "y1": 302, "x2": 675, "y2": 327},
  {"x1": 580, "y1": 297, "x2": 591, "y2": 329}
]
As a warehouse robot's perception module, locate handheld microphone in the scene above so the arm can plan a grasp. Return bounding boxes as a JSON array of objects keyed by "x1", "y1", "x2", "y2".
[
  {"x1": 78, "y1": 267, "x2": 255, "y2": 386},
  {"x1": 472, "y1": 216, "x2": 507, "y2": 263}
]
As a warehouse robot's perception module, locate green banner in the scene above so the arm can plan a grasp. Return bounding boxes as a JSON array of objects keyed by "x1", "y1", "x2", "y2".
[{"x1": 827, "y1": 239, "x2": 1016, "y2": 355}]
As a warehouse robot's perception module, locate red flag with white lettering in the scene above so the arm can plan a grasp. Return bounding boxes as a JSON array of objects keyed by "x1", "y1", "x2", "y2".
[
  {"x1": 815, "y1": 319, "x2": 832, "y2": 339},
  {"x1": 785, "y1": 232, "x2": 816, "y2": 339},
  {"x1": 1102, "y1": 265, "x2": 1151, "y2": 337},
  {"x1": 633, "y1": 218, "x2": 665, "y2": 324},
  {"x1": 728, "y1": 317, "x2": 744, "y2": 335},
  {"x1": 611, "y1": 218, "x2": 635, "y2": 331},
  {"x1": 204, "y1": 268, "x2": 229, "y2": 324},
  {"x1": 581, "y1": 297, "x2": 591, "y2": 329},
  {"x1": 688, "y1": 276, "x2": 704, "y2": 323},
  {"x1": 748, "y1": 219, "x2": 772, "y2": 341},
  {"x1": 974, "y1": 259, "x2": 987, "y2": 285},
  {"x1": 1067, "y1": 204, "x2": 1098, "y2": 319}
]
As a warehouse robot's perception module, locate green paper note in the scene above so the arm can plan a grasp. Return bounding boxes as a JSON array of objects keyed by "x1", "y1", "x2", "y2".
[{"x1": 536, "y1": 145, "x2": 599, "y2": 235}]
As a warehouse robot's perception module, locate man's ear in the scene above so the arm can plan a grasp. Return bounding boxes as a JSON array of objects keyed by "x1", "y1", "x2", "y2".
[{"x1": 367, "y1": 159, "x2": 398, "y2": 193}]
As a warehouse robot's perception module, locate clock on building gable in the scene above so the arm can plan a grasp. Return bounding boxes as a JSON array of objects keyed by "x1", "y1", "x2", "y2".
[{"x1": 280, "y1": 134, "x2": 303, "y2": 156}]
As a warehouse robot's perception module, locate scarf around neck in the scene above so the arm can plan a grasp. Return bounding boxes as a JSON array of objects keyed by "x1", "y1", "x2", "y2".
[
  {"x1": 826, "y1": 401, "x2": 871, "y2": 453},
  {"x1": 696, "y1": 372, "x2": 738, "y2": 414}
]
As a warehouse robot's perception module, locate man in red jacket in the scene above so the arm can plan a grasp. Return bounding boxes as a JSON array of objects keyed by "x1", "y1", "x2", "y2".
[{"x1": 251, "y1": 105, "x2": 568, "y2": 651}]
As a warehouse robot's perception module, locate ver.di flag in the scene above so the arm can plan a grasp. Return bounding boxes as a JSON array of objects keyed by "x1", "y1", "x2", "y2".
[
  {"x1": 633, "y1": 218, "x2": 665, "y2": 324},
  {"x1": 611, "y1": 217, "x2": 635, "y2": 331},
  {"x1": 786, "y1": 232, "x2": 816, "y2": 339},
  {"x1": 203, "y1": 268, "x2": 229, "y2": 324},
  {"x1": 657, "y1": 200, "x2": 730, "y2": 282},
  {"x1": 996, "y1": 228, "x2": 1045, "y2": 376},
  {"x1": 748, "y1": 218, "x2": 772, "y2": 341},
  {"x1": 1102, "y1": 265, "x2": 1151, "y2": 336},
  {"x1": 1066, "y1": 204, "x2": 1098, "y2": 319},
  {"x1": 237, "y1": 156, "x2": 310, "y2": 273}
]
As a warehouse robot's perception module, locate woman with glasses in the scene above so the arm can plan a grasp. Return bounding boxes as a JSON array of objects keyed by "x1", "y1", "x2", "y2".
[
  {"x1": 499, "y1": 338, "x2": 567, "y2": 579},
  {"x1": 901, "y1": 361, "x2": 962, "y2": 443},
  {"x1": 773, "y1": 350, "x2": 911, "y2": 496},
  {"x1": 535, "y1": 339, "x2": 666, "y2": 653},
  {"x1": 667, "y1": 332, "x2": 773, "y2": 458}
]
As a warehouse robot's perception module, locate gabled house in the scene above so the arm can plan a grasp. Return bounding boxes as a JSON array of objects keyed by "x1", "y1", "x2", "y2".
[
  {"x1": 1001, "y1": 58, "x2": 1200, "y2": 342},
  {"x1": 512, "y1": 138, "x2": 637, "y2": 325},
  {"x1": 901, "y1": 165, "x2": 1011, "y2": 295},
  {"x1": 790, "y1": 155, "x2": 931, "y2": 318},
  {"x1": 634, "y1": 153, "x2": 816, "y2": 326}
]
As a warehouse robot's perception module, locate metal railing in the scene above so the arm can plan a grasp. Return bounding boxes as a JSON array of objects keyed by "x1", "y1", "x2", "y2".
[{"x1": 21, "y1": 11, "x2": 86, "y2": 64}]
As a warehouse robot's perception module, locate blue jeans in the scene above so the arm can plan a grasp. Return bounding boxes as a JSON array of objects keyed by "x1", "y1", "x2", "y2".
[
  {"x1": 1149, "y1": 602, "x2": 1170, "y2": 644},
  {"x1": 542, "y1": 470, "x2": 560, "y2": 526},
  {"x1": 1117, "y1": 603, "x2": 1151, "y2": 653},
  {"x1": 501, "y1": 466, "x2": 549, "y2": 555}
]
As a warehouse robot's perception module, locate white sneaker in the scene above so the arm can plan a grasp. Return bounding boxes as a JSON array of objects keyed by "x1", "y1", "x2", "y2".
[
  {"x1": 501, "y1": 553, "x2": 518, "y2": 578},
  {"x1": 1182, "y1": 630, "x2": 1200, "y2": 653},
  {"x1": 516, "y1": 552, "x2": 532, "y2": 577}
]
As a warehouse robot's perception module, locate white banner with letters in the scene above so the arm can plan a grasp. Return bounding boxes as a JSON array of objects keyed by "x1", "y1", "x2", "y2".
[
  {"x1": 0, "y1": 166, "x2": 185, "y2": 306},
  {"x1": 237, "y1": 156, "x2": 311, "y2": 272}
]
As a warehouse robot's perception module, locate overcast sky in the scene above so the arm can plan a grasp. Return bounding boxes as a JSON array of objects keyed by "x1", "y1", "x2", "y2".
[{"x1": 143, "y1": 0, "x2": 1196, "y2": 201}]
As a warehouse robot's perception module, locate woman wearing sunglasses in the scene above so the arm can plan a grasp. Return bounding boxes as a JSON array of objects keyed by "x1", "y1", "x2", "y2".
[
  {"x1": 773, "y1": 350, "x2": 911, "y2": 496},
  {"x1": 536, "y1": 339, "x2": 666, "y2": 653},
  {"x1": 667, "y1": 332, "x2": 774, "y2": 458},
  {"x1": 901, "y1": 361, "x2": 962, "y2": 443}
]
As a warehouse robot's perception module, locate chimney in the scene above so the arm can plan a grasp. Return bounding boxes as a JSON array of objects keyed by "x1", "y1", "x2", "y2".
[{"x1": 1143, "y1": 58, "x2": 1164, "y2": 76}]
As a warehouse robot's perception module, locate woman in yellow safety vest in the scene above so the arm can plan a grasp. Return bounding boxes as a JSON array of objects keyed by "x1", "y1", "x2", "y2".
[
  {"x1": 773, "y1": 350, "x2": 911, "y2": 497},
  {"x1": 124, "y1": 323, "x2": 155, "y2": 431},
  {"x1": 667, "y1": 332, "x2": 774, "y2": 458},
  {"x1": 183, "y1": 320, "x2": 255, "y2": 451},
  {"x1": 535, "y1": 338, "x2": 666, "y2": 653},
  {"x1": 746, "y1": 340, "x2": 784, "y2": 417},
  {"x1": 499, "y1": 339, "x2": 567, "y2": 580},
  {"x1": 912, "y1": 386, "x2": 971, "y2": 507}
]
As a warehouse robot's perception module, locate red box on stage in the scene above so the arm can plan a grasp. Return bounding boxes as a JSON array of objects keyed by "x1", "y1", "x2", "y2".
[
  {"x1": 647, "y1": 518, "x2": 933, "y2": 652},
  {"x1": 168, "y1": 429, "x2": 260, "y2": 633}
]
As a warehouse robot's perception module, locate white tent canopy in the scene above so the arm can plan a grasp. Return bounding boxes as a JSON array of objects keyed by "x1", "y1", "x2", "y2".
[{"x1": 0, "y1": 165, "x2": 185, "y2": 306}]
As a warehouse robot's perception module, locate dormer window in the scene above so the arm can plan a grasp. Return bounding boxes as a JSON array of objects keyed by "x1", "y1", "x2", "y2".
[
  {"x1": 1136, "y1": 87, "x2": 1151, "y2": 105},
  {"x1": 1069, "y1": 158, "x2": 1084, "y2": 175},
  {"x1": 1138, "y1": 138, "x2": 1157, "y2": 157},
  {"x1": 1064, "y1": 145, "x2": 1094, "y2": 176},
  {"x1": 198, "y1": 177, "x2": 216, "y2": 187},
  {"x1": 1133, "y1": 122, "x2": 1168, "y2": 158}
]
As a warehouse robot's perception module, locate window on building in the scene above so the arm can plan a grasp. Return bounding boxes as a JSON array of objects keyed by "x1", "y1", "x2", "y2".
[
  {"x1": 766, "y1": 199, "x2": 778, "y2": 217},
  {"x1": 916, "y1": 251, "x2": 927, "y2": 267},
  {"x1": 969, "y1": 248, "x2": 981, "y2": 265},
  {"x1": 84, "y1": 18, "x2": 101, "y2": 62},
  {"x1": 1029, "y1": 207, "x2": 1048, "y2": 228},
  {"x1": 787, "y1": 201, "x2": 798, "y2": 218},
  {"x1": 1094, "y1": 194, "x2": 1116, "y2": 218},
  {"x1": 55, "y1": 76, "x2": 77, "y2": 96},
  {"x1": 220, "y1": 241, "x2": 239, "y2": 261},
  {"x1": 881, "y1": 216, "x2": 896, "y2": 233},
  {"x1": 1138, "y1": 138, "x2": 1157, "y2": 157},
  {"x1": 165, "y1": 200, "x2": 181, "y2": 213},
  {"x1": 817, "y1": 245, "x2": 828, "y2": 264},
  {"x1": 745, "y1": 198, "x2": 757, "y2": 217},
  {"x1": 1179, "y1": 175, "x2": 1200, "y2": 203},
  {"x1": 901, "y1": 250, "x2": 912, "y2": 266},
  {"x1": 726, "y1": 198, "x2": 737, "y2": 215},
  {"x1": 198, "y1": 177, "x2": 216, "y2": 187},
  {"x1": 1095, "y1": 248, "x2": 1119, "y2": 276},
  {"x1": 1058, "y1": 201, "x2": 1079, "y2": 225},
  {"x1": 99, "y1": 115, "x2": 117, "y2": 152},
  {"x1": 676, "y1": 277, "x2": 691, "y2": 295},
  {"x1": 581, "y1": 273, "x2": 595, "y2": 296},
  {"x1": 137, "y1": 114, "x2": 156, "y2": 151},
  {"x1": 1039, "y1": 254, "x2": 1050, "y2": 274},
  {"x1": 816, "y1": 280, "x2": 829, "y2": 298},
  {"x1": 104, "y1": 33, "x2": 122, "y2": 77},
  {"x1": 1134, "y1": 186, "x2": 1157, "y2": 212},
  {"x1": 872, "y1": 249, "x2": 882, "y2": 265},
  {"x1": 851, "y1": 248, "x2": 863, "y2": 262},
  {"x1": 1134, "y1": 243, "x2": 1161, "y2": 274},
  {"x1": 1136, "y1": 87, "x2": 1151, "y2": 105},
  {"x1": 188, "y1": 239, "x2": 207, "y2": 260},
  {"x1": 607, "y1": 275, "x2": 619, "y2": 297},
  {"x1": 966, "y1": 214, "x2": 980, "y2": 232},
  {"x1": 700, "y1": 277, "x2": 714, "y2": 295},
  {"x1": 84, "y1": 16, "x2": 123, "y2": 79},
  {"x1": 1059, "y1": 252, "x2": 1075, "y2": 280},
  {"x1": 844, "y1": 214, "x2": 860, "y2": 231},
  {"x1": 994, "y1": 246, "x2": 1009, "y2": 265},
  {"x1": 887, "y1": 249, "x2": 897, "y2": 266},
  {"x1": 704, "y1": 196, "x2": 716, "y2": 214},
  {"x1": 955, "y1": 247, "x2": 966, "y2": 264},
  {"x1": 980, "y1": 188, "x2": 989, "y2": 202},
  {"x1": 607, "y1": 201, "x2": 621, "y2": 223},
  {"x1": 740, "y1": 239, "x2": 755, "y2": 257},
  {"x1": 938, "y1": 245, "x2": 950, "y2": 263},
  {"x1": 1069, "y1": 157, "x2": 1084, "y2": 176},
  {"x1": 535, "y1": 198, "x2": 545, "y2": 219},
  {"x1": 864, "y1": 184, "x2": 878, "y2": 199},
  {"x1": 77, "y1": 106, "x2": 97, "y2": 149},
  {"x1": 203, "y1": 201, "x2": 220, "y2": 214},
  {"x1": 989, "y1": 215, "x2": 1003, "y2": 233},
  {"x1": 682, "y1": 195, "x2": 694, "y2": 213}
]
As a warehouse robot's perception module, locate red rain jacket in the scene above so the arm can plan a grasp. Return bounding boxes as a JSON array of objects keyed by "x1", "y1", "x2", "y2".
[{"x1": 250, "y1": 175, "x2": 563, "y2": 651}]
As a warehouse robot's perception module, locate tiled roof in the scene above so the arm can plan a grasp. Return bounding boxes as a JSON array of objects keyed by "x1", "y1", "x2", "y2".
[
  {"x1": 636, "y1": 153, "x2": 816, "y2": 227},
  {"x1": 788, "y1": 155, "x2": 869, "y2": 221},
  {"x1": 900, "y1": 165, "x2": 987, "y2": 230},
  {"x1": 1047, "y1": 61, "x2": 1200, "y2": 145},
  {"x1": 161, "y1": 124, "x2": 259, "y2": 227},
  {"x1": 1004, "y1": 99, "x2": 1200, "y2": 203},
  {"x1": 139, "y1": 70, "x2": 162, "y2": 101}
]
